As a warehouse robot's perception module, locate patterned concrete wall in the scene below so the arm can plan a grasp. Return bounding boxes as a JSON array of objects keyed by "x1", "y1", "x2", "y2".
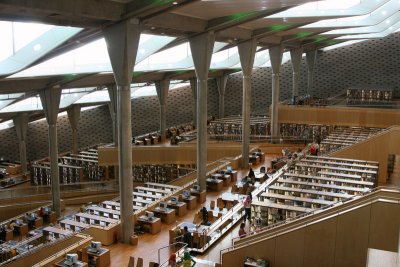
[{"x1": 0, "y1": 32, "x2": 399, "y2": 162}]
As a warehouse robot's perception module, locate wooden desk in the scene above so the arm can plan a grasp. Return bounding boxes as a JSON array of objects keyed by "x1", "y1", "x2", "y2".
[
  {"x1": 74, "y1": 213, "x2": 118, "y2": 226},
  {"x1": 145, "y1": 182, "x2": 180, "y2": 192},
  {"x1": 86, "y1": 206, "x2": 120, "y2": 219},
  {"x1": 206, "y1": 178, "x2": 223, "y2": 192},
  {"x1": 167, "y1": 201, "x2": 187, "y2": 217},
  {"x1": 137, "y1": 216, "x2": 161, "y2": 234},
  {"x1": 42, "y1": 226, "x2": 71, "y2": 238},
  {"x1": 102, "y1": 201, "x2": 142, "y2": 211},
  {"x1": 14, "y1": 223, "x2": 28, "y2": 236},
  {"x1": 220, "y1": 170, "x2": 238, "y2": 182},
  {"x1": 85, "y1": 247, "x2": 110, "y2": 267},
  {"x1": 60, "y1": 219, "x2": 88, "y2": 231},
  {"x1": 190, "y1": 190, "x2": 206, "y2": 203},
  {"x1": 212, "y1": 173, "x2": 231, "y2": 186},
  {"x1": 135, "y1": 186, "x2": 170, "y2": 196},
  {"x1": 55, "y1": 260, "x2": 88, "y2": 267},
  {"x1": 133, "y1": 192, "x2": 162, "y2": 200},
  {"x1": 152, "y1": 207, "x2": 176, "y2": 224},
  {"x1": 5, "y1": 229, "x2": 13, "y2": 241},
  {"x1": 27, "y1": 217, "x2": 43, "y2": 229},
  {"x1": 182, "y1": 195, "x2": 198, "y2": 210}
]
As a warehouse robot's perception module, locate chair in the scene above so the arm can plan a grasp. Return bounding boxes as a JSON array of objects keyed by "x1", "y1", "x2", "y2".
[
  {"x1": 192, "y1": 232, "x2": 200, "y2": 249},
  {"x1": 178, "y1": 194, "x2": 183, "y2": 202},
  {"x1": 226, "y1": 201, "x2": 233, "y2": 210},
  {"x1": 260, "y1": 166, "x2": 266, "y2": 173},
  {"x1": 217, "y1": 198, "x2": 225, "y2": 210},
  {"x1": 231, "y1": 184, "x2": 238, "y2": 193},
  {"x1": 210, "y1": 200, "x2": 216, "y2": 210},
  {"x1": 127, "y1": 256, "x2": 135, "y2": 267},
  {"x1": 193, "y1": 212, "x2": 202, "y2": 225},
  {"x1": 208, "y1": 211, "x2": 215, "y2": 223},
  {"x1": 136, "y1": 257, "x2": 143, "y2": 267}
]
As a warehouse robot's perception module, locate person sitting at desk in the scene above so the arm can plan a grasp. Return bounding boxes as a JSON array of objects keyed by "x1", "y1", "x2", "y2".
[
  {"x1": 238, "y1": 223, "x2": 247, "y2": 238},
  {"x1": 201, "y1": 207, "x2": 209, "y2": 226},
  {"x1": 248, "y1": 168, "x2": 255, "y2": 179},
  {"x1": 182, "y1": 226, "x2": 191, "y2": 247},
  {"x1": 0, "y1": 225, "x2": 6, "y2": 241},
  {"x1": 38, "y1": 207, "x2": 44, "y2": 218}
]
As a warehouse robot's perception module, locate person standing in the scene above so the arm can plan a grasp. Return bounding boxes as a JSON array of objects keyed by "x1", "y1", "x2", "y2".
[{"x1": 243, "y1": 193, "x2": 252, "y2": 222}]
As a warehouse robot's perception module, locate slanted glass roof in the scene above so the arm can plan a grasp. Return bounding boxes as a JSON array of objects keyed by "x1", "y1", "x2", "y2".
[
  {"x1": 0, "y1": 22, "x2": 82, "y2": 76},
  {"x1": 269, "y1": 0, "x2": 390, "y2": 18},
  {"x1": 12, "y1": 34, "x2": 176, "y2": 78},
  {"x1": 305, "y1": 0, "x2": 400, "y2": 28}
]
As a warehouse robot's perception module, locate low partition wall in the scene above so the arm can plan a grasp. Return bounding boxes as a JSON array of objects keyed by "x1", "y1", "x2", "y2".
[
  {"x1": 6, "y1": 234, "x2": 91, "y2": 267},
  {"x1": 82, "y1": 223, "x2": 120, "y2": 246},
  {"x1": 98, "y1": 144, "x2": 245, "y2": 166},
  {"x1": 276, "y1": 105, "x2": 400, "y2": 128},
  {"x1": 0, "y1": 200, "x2": 65, "y2": 221}
]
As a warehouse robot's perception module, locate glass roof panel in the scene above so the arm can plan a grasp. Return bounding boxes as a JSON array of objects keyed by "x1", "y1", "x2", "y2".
[
  {"x1": 336, "y1": 20, "x2": 400, "y2": 39},
  {"x1": 0, "y1": 22, "x2": 13, "y2": 62},
  {"x1": 323, "y1": 12, "x2": 400, "y2": 35},
  {"x1": 13, "y1": 22, "x2": 54, "y2": 52},
  {"x1": 0, "y1": 25, "x2": 82, "y2": 76},
  {"x1": 304, "y1": 0, "x2": 400, "y2": 28},
  {"x1": 12, "y1": 34, "x2": 176, "y2": 77},
  {"x1": 0, "y1": 96, "x2": 42, "y2": 113},
  {"x1": 269, "y1": 0, "x2": 390, "y2": 18},
  {"x1": 75, "y1": 90, "x2": 110, "y2": 104},
  {"x1": 322, "y1": 40, "x2": 367, "y2": 50}
]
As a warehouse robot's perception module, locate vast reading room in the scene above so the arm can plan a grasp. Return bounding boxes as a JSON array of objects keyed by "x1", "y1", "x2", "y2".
[{"x1": 0, "y1": 0, "x2": 399, "y2": 267}]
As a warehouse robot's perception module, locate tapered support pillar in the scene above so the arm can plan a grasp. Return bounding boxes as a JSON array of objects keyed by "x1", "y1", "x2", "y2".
[
  {"x1": 290, "y1": 48, "x2": 303, "y2": 102},
  {"x1": 238, "y1": 40, "x2": 257, "y2": 168},
  {"x1": 190, "y1": 78, "x2": 197, "y2": 126},
  {"x1": 269, "y1": 45, "x2": 284, "y2": 141},
  {"x1": 107, "y1": 84, "x2": 118, "y2": 145},
  {"x1": 306, "y1": 50, "x2": 317, "y2": 97},
  {"x1": 40, "y1": 86, "x2": 62, "y2": 216},
  {"x1": 189, "y1": 32, "x2": 215, "y2": 191},
  {"x1": 216, "y1": 75, "x2": 228, "y2": 119},
  {"x1": 155, "y1": 79, "x2": 170, "y2": 142},
  {"x1": 13, "y1": 113, "x2": 28, "y2": 174},
  {"x1": 103, "y1": 19, "x2": 141, "y2": 244},
  {"x1": 67, "y1": 105, "x2": 81, "y2": 154}
]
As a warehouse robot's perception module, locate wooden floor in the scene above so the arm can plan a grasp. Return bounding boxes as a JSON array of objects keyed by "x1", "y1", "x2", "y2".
[{"x1": 103, "y1": 155, "x2": 277, "y2": 267}]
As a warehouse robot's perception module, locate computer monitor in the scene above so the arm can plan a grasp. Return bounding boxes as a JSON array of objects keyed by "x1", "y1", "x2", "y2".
[
  {"x1": 66, "y1": 253, "x2": 78, "y2": 264},
  {"x1": 159, "y1": 202, "x2": 167, "y2": 209},
  {"x1": 44, "y1": 207, "x2": 50, "y2": 213},
  {"x1": 182, "y1": 190, "x2": 190, "y2": 198},
  {"x1": 15, "y1": 219, "x2": 22, "y2": 225},
  {"x1": 227, "y1": 166, "x2": 233, "y2": 172},
  {"x1": 170, "y1": 197, "x2": 177, "y2": 203},
  {"x1": 193, "y1": 184, "x2": 200, "y2": 191},
  {"x1": 138, "y1": 189, "x2": 145, "y2": 193},
  {"x1": 145, "y1": 211, "x2": 154, "y2": 219},
  {"x1": 90, "y1": 241, "x2": 102, "y2": 251}
]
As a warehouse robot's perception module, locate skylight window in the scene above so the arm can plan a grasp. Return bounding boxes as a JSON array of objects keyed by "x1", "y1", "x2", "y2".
[{"x1": 269, "y1": 0, "x2": 389, "y2": 18}]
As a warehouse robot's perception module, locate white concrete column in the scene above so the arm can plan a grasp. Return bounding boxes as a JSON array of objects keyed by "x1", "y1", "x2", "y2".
[
  {"x1": 107, "y1": 84, "x2": 118, "y2": 145},
  {"x1": 67, "y1": 105, "x2": 81, "y2": 154},
  {"x1": 216, "y1": 75, "x2": 228, "y2": 119},
  {"x1": 269, "y1": 45, "x2": 284, "y2": 141},
  {"x1": 103, "y1": 18, "x2": 141, "y2": 244},
  {"x1": 238, "y1": 39, "x2": 257, "y2": 168},
  {"x1": 155, "y1": 79, "x2": 170, "y2": 142},
  {"x1": 189, "y1": 32, "x2": 215, "y2": 191},
  {"x1": 39, "y1": 86, "x2": 62, "y2": 216},
  {"x1": 306, "y1": 50, "x2": 317, "y2": 97},
  {"x1": 13, "y1": 113, "x2": 29, "y2": 174},
  {"x1": 290, "y1": 47, "x2": 303, "y2": 102},
  {"x1": 190, "y1": 78, "x2": 197, "y2": 126}
]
